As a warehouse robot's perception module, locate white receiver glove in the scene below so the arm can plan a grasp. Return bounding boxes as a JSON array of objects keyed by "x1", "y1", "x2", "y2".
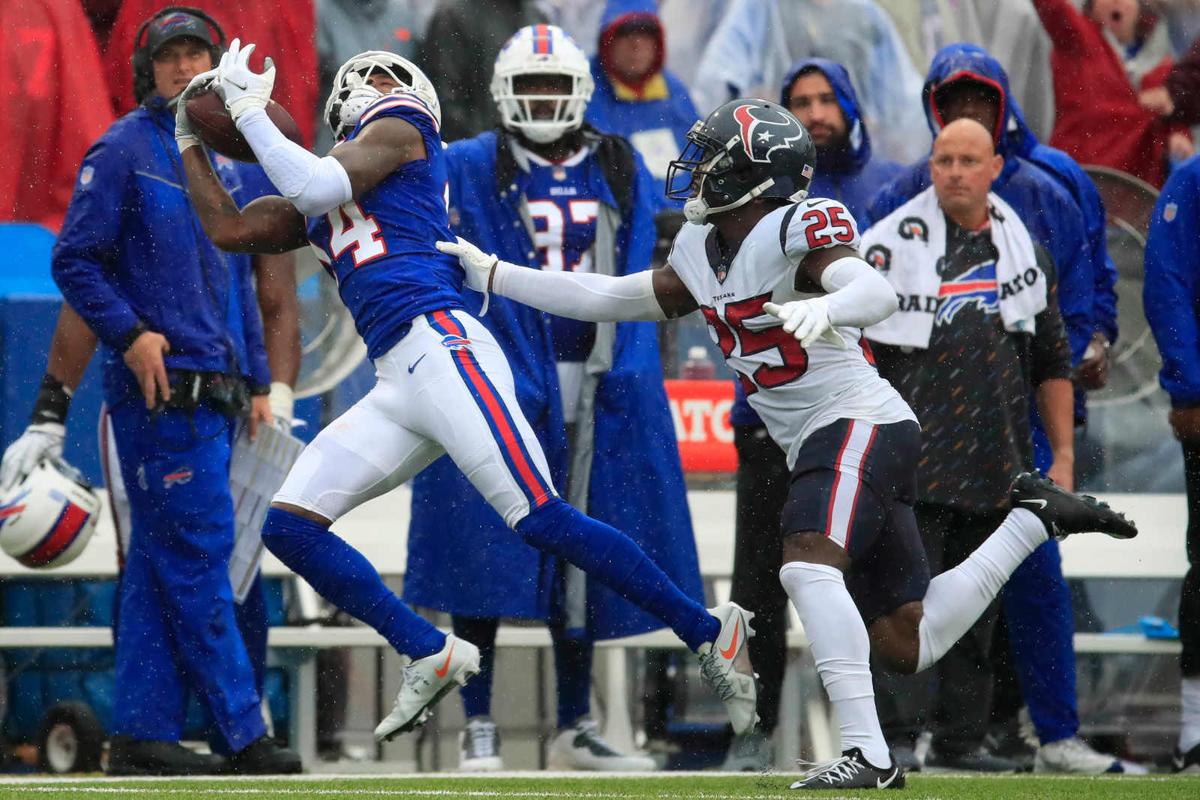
[
  {"x1": 218, "y1": 39, "x2": 276, "y2": 122},
  {"x1": 268, "y1": 381, "x2": 295, "y2": 431},
  {"x1": 0, "y1": 423, "x2": 66, "y2": 491},
  {"x1": 175, "y1": 68, "x2": 218, "y2": 153},
  {"x1": 763, "y1": 298, "x2": 844, "y2": 348},
  {"x1": 437, "y1": 238, "x2": 499, "y2": 314}
]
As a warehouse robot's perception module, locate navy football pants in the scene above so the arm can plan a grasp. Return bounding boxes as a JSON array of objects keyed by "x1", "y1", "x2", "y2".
[{"x1": 108, "y1": 401, "x2": 265, "y2": 750}]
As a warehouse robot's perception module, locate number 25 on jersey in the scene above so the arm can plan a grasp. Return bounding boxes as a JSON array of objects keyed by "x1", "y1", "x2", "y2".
[{"x1": 702, "y1": 293, "x2": 809, "y2": 395}]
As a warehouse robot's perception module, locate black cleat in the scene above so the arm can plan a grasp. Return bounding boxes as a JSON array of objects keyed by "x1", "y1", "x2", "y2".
[
  {"x1": 228, "y1": 736, "x2": 302, "y2": 775},
  {"x1": 790, "y1": 748, "x2": 905, "y2": 790},
  {"x1": 1173, "y1": 743, "x2": 1200, "y2": 774},
  {"x1": 106, "y1": 736, "x2": 226, "y2": 776},
  {"x1": 1009, "y1": 472, "x2": 1137, "y2": 540}
]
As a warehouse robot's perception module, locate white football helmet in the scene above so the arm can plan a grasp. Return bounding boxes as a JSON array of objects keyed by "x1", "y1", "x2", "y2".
[
  {"x1": 324, "y1": 50, "x2": 441, "y2": 142},
  {"x1": 0, "y1": 458, "x2": 100, "y2": 569},
  {"x1": 491, "y1": 25, "x2": 594, "y2": 144}
]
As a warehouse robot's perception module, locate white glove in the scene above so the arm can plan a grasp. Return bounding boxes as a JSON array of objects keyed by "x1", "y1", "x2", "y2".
[
  {"x1": 175, "y1": 68, "x2": 218, "y2": 153},
  {"x1": 436, "y1": 237, "x2": 499, "y2": 314},
  {"x1": 763, "y1": 298, "x2": 845, "y2": 348},
  {"x1": 268, "y1": 381, "x2": 295, "y2": 431},
  {"x1": 218, "y1": 39, "x2": 276, "y2": 122},
  {"x1": 0, "y1": 423, "x2": 65, "y2": 491}
]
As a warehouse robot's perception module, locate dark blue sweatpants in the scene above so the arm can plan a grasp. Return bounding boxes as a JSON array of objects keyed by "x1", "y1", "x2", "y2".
[{"x1": 108, "y1": 401, "x2": 265, "y2": 751}]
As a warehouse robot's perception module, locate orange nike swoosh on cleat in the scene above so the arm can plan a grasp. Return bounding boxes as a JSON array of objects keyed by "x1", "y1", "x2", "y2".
[
  {"x1": 434, "y1": 642, "x2": 455, "y2": 678},
  {"x1": 720, "y1": 619, "x2": 741, "y2": 660}
]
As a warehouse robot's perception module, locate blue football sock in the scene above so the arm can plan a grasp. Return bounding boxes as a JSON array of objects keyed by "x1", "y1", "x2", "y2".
[
  {"x1": 551, "y1": 626, "x2": 592, "y2": 729},
  {"x1": 262, "y1": 507, "x2": 444, "y2": 659},
  {"x1": 515, "y1": 499, "x2": 718, "y2": 651},
  {"x1": 453, "y1": 615, "x2": 498, "y2": 719}
]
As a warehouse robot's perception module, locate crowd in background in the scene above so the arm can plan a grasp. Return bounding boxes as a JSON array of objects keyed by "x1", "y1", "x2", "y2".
[{"x1": 11, "y1": 0, "x2": 1200, "y2": 233}]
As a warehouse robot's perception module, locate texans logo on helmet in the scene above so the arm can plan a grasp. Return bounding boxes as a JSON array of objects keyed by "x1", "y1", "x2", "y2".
[
  {"x1": 732, "y1": 104, "x2": 809, "y2": 165},
  {"x1": 935, "y1": 261, "x2": 998, "y2": 326},
  {"x1": 898, "y1": 217, "x2": 929, "y2": 243}
]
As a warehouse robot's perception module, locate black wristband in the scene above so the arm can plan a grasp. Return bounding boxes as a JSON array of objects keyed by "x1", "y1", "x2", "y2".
[
  {"x1": 250, "y1": 384, "x2": 271, "y2": 396},
  {"x1": 119, "y1": 321, "x2": 151, "y2": 353},
  {"x1": 31, "y1": 373, "x2": 72, "y2": 425}
]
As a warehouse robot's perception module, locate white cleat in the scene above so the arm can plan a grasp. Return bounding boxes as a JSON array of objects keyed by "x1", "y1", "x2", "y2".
[
  {"x1": 547, "y1": 718, "x2": 657, "y2": 772},
  {"x1": 1034, "y1": 736, "x2": 1138, "y2": 774},
  {"x1": 697, "y1": 602, "x2": 759, "y2": 735},
  {"x1": 459, "y1": 717, "x2": 503, "y2": 772},
  {"x1": 374, "y1": 634, "x2": 480, "y2": 742}
]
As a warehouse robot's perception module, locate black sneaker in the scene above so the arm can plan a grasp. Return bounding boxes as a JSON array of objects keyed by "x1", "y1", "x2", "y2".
[
  {"x1": 926, "y1": 745, "x2": 1020, "y2": 773},
  {"x1": 789, "y1": 748, "x2": 904, "y2": 790},
  {"x1": 1009, "y1": 472, "x2": 1138, "y2": 540},
  {"x1": 106, "y1": 736, "x2": 226, "y2": 776},
  {"x1": 228, "y1": 736, "x2": 302, "y2": 775},
  {"x1": 1173, "y1": 743, "x2": 1200, "y2": 774},
  {"x1": 984, "y1": 722, "x2": 1037, "y2": 772}
]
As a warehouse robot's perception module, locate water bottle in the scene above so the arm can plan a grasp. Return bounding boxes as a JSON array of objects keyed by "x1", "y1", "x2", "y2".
[{"x1": 681, "y1": 345, "x2": 716, "y2": 380}]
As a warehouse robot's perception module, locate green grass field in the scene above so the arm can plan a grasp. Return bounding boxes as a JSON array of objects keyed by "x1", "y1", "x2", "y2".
[{"x1": 0, "y1": 773, "x2": 1196, "y2": 800}]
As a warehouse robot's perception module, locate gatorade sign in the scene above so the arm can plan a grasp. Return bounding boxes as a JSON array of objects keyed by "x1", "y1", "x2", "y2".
[{"x1": 665, "y1": 380, "x2": 736, "y2": 473}]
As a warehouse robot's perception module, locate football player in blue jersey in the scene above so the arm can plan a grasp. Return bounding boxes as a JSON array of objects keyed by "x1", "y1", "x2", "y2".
[
  {"x1": 176, "y1": 42, "x2": 757, "y2": 743},
  {"x1": 404, "y1": 25, "x2": 700, "y2": 771}
]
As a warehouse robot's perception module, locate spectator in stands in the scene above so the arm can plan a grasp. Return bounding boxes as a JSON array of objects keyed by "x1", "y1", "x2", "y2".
[
  {"x1": 874, "y1": 0, "x2": 1057, "y2": 142},
  {"x1": 314, "y1": 0, "x2": 432, "y2": 154},
  {"x1": 46, "y1": 8, "x2": 299, "y2": 775},
  {"x1": 862, "y1": 117, "x2": 1074, "y2": 772},
  {"x1": 420, "y1": 0, "x2": 547, "y2": 142},
  {"x1": 405, "y1": 24, "x2": 699, "y2": 772},
  {"x1": 1032, "y1": 0, "x2": 1192, "y2": 187},
  {"x1": 720, "y1": 57, "x2": 903, "y2": 771},
  {"x1": 1144, "y1": 154, "x2": 1200, "y2": 775},
  {"x1": 104, "y1": 1, "x2": 318, "y2": 147},
  {"x1": 0, "y1": 0, "x2": 114, "y2": 232},
  {"x1": 693, "y1": 0, "x2": 929, "y2": 163},
  {"x1": 583, "y1": 1, "x2": 699, "y2": 203},
  {"x1": 1139, "y1": 3, "x2": 1200, "y2": 126},
  {"x1": 867, "y1": 44, "x2": 1132, "y2": 774}
]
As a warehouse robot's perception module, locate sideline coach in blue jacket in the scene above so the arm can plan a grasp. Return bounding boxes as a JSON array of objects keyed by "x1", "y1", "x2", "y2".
[
  {"x1": 50, "y1": 7, "x2": 298, "y2": 776},
  {"x1": 1145, "y1": 154, "x2": 1200, "y2": 773}
]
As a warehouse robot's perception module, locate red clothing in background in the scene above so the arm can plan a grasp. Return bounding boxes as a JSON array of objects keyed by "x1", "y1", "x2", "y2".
[
  {"x1": 1033, "y1": 0, "x2": 1183, "y2": 187},
  {"x1": 105, "y1": 1, "x2": 318, "y2": 148},
  {"x1": 0, "y1": 0, "x2": 115, "y2": 232}
]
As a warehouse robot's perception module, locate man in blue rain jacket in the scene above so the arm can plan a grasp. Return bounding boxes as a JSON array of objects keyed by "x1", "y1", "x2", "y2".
[{"x1": 50, "y1": 8, "x2": 298, "y2": 776}]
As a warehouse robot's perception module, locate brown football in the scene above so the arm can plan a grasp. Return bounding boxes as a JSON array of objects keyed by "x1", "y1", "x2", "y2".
[{"x1": 185, "y1": 90, "x2": 303, "y2": 162}]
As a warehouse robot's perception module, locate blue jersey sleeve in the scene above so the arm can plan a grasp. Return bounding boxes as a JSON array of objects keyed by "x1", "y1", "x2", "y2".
[
  {"x1": 1145, "y1": 161, "x2": 1200, "y2": 407},
  {"x1": 51, "y1": 134, "x2": 142, "y2": 350}
]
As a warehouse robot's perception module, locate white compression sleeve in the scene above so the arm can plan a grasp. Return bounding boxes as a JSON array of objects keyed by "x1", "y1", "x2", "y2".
[
  {"x1": 236, "y1": 108, "x2": 352, "y2": 217},
  {"x1": 491, "y1": 262, "x2": 666, "y2": 322},
  {"x1": 819, "y1": 256, "x2": 899, "y2": 328}
]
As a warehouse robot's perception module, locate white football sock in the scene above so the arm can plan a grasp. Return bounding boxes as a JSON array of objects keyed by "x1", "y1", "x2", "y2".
[
  {"x1": 780, "y1": 561, "x2": 891, "y2": 768},
  {"x1": 917, "y1": 508, "x2": 1047, "y2": 671},
  {"x1": 1181, "y1": 677, "x2": 1200, "y2": 753}
]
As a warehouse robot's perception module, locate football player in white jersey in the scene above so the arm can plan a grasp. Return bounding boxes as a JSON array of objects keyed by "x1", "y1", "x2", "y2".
[{"x1": 439, "y1": 98, "x2": 1139, "y2": 790}]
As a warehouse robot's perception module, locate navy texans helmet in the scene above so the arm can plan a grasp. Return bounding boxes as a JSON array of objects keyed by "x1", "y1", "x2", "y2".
[{"x1": 667, "y1": 98, "x2": 816, "y2": 224}]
